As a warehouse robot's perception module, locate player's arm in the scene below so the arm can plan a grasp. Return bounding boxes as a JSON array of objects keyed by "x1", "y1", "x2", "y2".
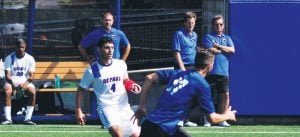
[
  {"x1": 4, "y1": 70, "x2": 15, "y2": 89},
  {"x1": 78, "y1": 44, "x2": 94, "y2": 64},
  {"x1": 202, "y1": 34, "x2": 221, "y2": 54},
  {"x1": 133, "y1": 73, "x2": 159, "y2": 125},
  {"x1": 173, "y1": 51, "x2": 186, "y2": 70},
  {"x1": 206, "y1": 106, "x2": 237, "y2": 124},
  {"x1": 216, "y1": 44, "x2": 235, "y2": 54},
  {"x1": 22, "y1": 71, "x2": 34, "y2": 89},
  {"x1": 76, "y1": 86, "x2": 86, "y2": 126},
  {"x1": 120, "y1": 44, "x2": 131, "y2": 61}
]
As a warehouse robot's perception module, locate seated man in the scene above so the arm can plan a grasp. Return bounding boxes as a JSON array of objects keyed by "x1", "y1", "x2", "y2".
[{"x1": 2, "y1": 39, "x2": 36, "y2": 125}]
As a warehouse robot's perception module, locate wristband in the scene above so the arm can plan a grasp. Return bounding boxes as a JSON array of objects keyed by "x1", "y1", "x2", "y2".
[
  {"x1": 124, "y1": 79, "x2": 141, "y2": 94},
  {"x1": 124, "y1": 79, "x2": 136, "y2": 91}
]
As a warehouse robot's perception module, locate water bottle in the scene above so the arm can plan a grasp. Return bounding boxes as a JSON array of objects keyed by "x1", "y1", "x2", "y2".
[{"x1": 54, "y1": 74, "x2": 61, "y2": 88}]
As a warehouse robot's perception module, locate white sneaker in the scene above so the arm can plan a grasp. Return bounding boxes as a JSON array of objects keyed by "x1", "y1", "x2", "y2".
[
  {"x1": 203, "y1": 121, "x2": 211, "y2": 127},
  {"x1": 1, "y1": 120, "x2": 13, "y2": 125},
  {"x1": 184, "y1": 121, "x2": 198, "y2": 127},
  {"x1": 218, "y1": 121, "x2": 230, "y2": 127},
  {"x1": 203, "y1": 116, "x2": 211, "y2": 127},
  {"x1": 177, "y1": 121, "x2": 184, "y2": 127}
]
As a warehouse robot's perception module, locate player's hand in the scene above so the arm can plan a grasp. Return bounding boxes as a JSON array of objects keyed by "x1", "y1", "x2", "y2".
[
  {"x1": 225, "y1": 106, "x2": 237, "y2": 122},
  {"x1": 76, "y1": 111, "x2": 86, "y2": 126},
  {"x1": 132, "y1": 106, "x2": 147, "y2": 126},
  {"x1": 212, "y1": 42, "x2": 220, "y2": 49},
  {"x1": 124, "y1": 79, "x2": 142, "y2": 94},
  {"x1": 131, "y1": 84, "x2": 142, "y2": 94}
]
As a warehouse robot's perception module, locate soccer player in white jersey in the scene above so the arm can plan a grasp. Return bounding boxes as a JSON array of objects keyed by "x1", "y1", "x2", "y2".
[
  {"x1": 2, "y1": 39, "x2": 36, "y2": 125},
  {"x1": 76, "y1": 36, "x2": 141, "y2": 137}
]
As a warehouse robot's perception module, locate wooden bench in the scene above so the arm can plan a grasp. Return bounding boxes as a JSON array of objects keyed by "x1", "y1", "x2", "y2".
[{"x1": 34, "y1": 61, "x2": 91, "y2": 92}]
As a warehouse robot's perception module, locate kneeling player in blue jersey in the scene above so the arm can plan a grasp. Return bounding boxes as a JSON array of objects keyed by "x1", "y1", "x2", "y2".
[{"x1": 133, "y1": 49, "x2": 236, "y2": 137}]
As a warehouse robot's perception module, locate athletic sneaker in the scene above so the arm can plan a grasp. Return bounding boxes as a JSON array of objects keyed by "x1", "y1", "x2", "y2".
[
  {"x1": 1, "y1": 120, "x2": 13, "y2": 125},
  {"x1": 177, "y1": 120, "x2": 184, "y2": 127},
  {"x1": 203, "y1": 116, "x2": 211, "y2": 127},
  {"x1": 218, "y1": 121, "x2": 230, "y2": 127},
  {"x1": 24, "y1": 120, "x2": 36, "y2": 125},
  {"x1": 184, "y1": 121, "x2": 198, "y2": 127},
  {"x1": 203, "y1": 121, "x2": 211, "y2": 127}
]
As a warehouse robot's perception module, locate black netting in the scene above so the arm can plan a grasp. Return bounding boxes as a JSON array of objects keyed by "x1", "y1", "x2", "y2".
[{"x1": 0, "y1": 9, "x2": 201, "y2": 70}]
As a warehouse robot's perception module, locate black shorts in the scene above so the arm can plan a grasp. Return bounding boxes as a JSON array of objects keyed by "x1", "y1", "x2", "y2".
[
  {"x1": 206, "y1": 75, "x2": 229, "y2": 94},
  {"x1": 140, "y1": 120, "x2": 191, "y2": 137}
]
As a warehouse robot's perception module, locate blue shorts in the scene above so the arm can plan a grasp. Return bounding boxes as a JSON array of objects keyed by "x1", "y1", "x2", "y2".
[{"x1": 205, "y1": 75, "x2": 229, "y2": 93}]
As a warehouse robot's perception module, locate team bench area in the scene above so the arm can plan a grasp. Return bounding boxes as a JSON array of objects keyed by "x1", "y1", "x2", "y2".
[{"x1": 0, "y1": 61, "x2": 98, "y2": 123}]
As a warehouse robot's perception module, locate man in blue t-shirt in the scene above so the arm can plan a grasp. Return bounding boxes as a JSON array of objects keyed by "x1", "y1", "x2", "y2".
[
  {"x1": 133, "y1": 49, "x2": 236, "y2": 137},
  {"x1": 78, "y1": 11, "x2": 131, "y2": 64},
  {"x1": 202, "y1": 14, "x2": 235, "y2": 127}
]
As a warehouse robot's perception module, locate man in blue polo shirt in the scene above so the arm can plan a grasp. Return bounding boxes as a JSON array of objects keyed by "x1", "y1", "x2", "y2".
[
  {"x1": 133, "y1": 49, "x2": 236, "y2": 137},
  {"x1": 172, "y1": 11, "x2": 197, "y2": 71},
  {"x1": 78, "y1": 11, "x2": 131, "y2": 63},
  {"x1": 202, "y1": 14, "x2": 235, "y2": 127},
  {"x1": 172, "y1": 11, "x2": 198, "y2": 127}
]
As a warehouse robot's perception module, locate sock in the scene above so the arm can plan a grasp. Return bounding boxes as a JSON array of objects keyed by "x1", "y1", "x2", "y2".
[
  {"x1": 4, "y1": 106, "x2": 12, "y2": 121},
  {"x1": 25, "y1": 106, "x2": 34, "y2": 121}
]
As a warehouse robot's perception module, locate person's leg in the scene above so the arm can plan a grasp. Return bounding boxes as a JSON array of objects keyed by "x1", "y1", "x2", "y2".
[
  {"x1": 2, "y1": 83, "x2": 13, "y2": 124},
  {"x1": 203, "y1": 75, "x2": 218, "y2": 127},
  {"x1": 219, "y1": 92, "x2": 229, "y2": 114},
  {"x1": 217, "y1": 76, "x2": 230, "y2": 127},
  {"x1": 109, "y1": 125, "x2": 122, "y2": 137},
  {"x1": 24, "y1": 84, "x2": 36, "y2": 124},
  {"x1": 98, "y1": 107, "x2": 124, "y2": 136},
  {"x1": 140, "y1": 120, "x2": 168, "y2": 137},
  {"x1": 121, "y1": 106, "x2": 140, "y2": 137}
]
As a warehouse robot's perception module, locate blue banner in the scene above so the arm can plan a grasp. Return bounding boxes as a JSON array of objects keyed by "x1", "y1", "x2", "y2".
[{"x1": 229, "y1": 2, "x2": 300, "y2": 115}]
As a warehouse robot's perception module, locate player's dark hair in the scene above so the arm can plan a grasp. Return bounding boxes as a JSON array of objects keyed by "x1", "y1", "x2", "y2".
[
  {"x1": 212, "y1": 14, "x2": 224, "y2": 25},
  {"x1": 97, "y1": 36, "x2": 114, "y2": 48},
  {"x1": 184, "y1": 11, "x2": 197, "y2": 21},
  {"x1": 101, "y1": 11, "x2": 114, "y2": 20},
  {"x1": 194, "y1": 48, "x2": 214, "y2": 69},
  {"x1": 16, "y1": 38, "x2": 26, "y2": 47}
]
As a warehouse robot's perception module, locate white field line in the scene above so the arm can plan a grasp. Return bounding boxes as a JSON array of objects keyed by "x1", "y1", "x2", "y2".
[
  {"x1": 188, "y1": 131, "x2": 300, "y2": 134},
  {"x1": 0, "y1": 131, "x2": 106, "y2": 133},
  {"x1": 0, "y1": 130, "x2": 300, "y2": 134}
]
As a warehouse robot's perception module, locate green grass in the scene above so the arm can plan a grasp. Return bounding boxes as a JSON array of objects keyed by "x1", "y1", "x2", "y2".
[{"x1": 0, "y1": 124, "x2": 300, "y2": 137}]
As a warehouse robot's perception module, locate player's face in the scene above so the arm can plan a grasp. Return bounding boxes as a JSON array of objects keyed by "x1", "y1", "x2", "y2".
[
  {"x1": 16, "y1": 43, "x2": 26, "y2": 58},
  {"x1": 184, "y1": 17, "x2": 196, "y2": 33},
  {"x1": 213, "y1": 18, "x2": 224, "y2": 34},
  {"x1": 99, "y1": 42, "x2": 114, "y2": 60},
  {"x1": 102, "y1": 14, "x2": 114, "y2": 30}
]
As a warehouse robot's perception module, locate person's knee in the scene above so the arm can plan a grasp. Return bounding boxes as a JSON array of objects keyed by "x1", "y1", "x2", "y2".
[
  {"x1": 26, "y1": 87, "x2": 36, "y2": 97},
  {"x1": 3, "y1": 84, "x2": 13, "y2": 96},
  {"x1": 130, "y1": 133, "x2": 140, "y2": 137},
  {"x1": 109, "y1": 125, "x2": 122, "y2": 137}
]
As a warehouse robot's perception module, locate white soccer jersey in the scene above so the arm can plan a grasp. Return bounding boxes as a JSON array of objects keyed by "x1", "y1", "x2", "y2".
[
  {"x1": 79, "y1": 59, "x2": 130, "y2": 109},
  {"x1": 4, "y1": 52, "x2": 35, "y2": 85}
]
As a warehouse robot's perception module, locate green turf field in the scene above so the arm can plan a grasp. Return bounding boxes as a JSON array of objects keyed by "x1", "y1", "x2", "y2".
[{"x1": 0, "y1": 124, "x2": 300, "y2": 137}]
